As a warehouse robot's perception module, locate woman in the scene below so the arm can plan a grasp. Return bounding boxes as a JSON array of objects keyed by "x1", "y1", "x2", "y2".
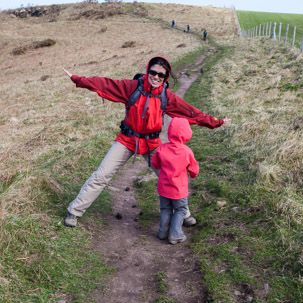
[{"x1": 63, "y1": 56, "x2": 229, "y2": 227}]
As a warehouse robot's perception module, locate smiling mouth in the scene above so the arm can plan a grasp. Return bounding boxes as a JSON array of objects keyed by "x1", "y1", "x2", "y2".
[{"x1": 151, "y1": 77, "x2": 161, "y2": 83}]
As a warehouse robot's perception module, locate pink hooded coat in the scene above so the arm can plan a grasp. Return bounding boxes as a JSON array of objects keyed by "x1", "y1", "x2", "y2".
[{"x1": 151, "y1": 117, "x2": 199, "y2": 199}]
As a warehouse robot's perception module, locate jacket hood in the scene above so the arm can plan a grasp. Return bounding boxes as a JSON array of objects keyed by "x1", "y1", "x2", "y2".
[
  {"x1": 142, "y1": 56, "x2": 171, "y2": 91},
  {"x1": 168, "y1": 117, "x2": 192, "y2": 144}
]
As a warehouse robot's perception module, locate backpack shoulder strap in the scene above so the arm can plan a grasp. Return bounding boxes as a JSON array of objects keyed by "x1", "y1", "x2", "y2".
[
  {"x1": 127, "y1": 75, "x2": 144, "y2": 111},
  {"x1": 160, "y1": 82, "x2": 168, "y2": 111}
]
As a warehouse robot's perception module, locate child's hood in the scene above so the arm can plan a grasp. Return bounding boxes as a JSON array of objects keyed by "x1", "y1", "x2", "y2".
[{"x1": 168, "y1": 117, "x2": 192, "y2": 144}]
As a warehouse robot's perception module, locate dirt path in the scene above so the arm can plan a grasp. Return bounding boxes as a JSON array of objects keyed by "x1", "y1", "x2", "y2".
[{"x1": 91, "y1": 47, "x2": 218, "y2": 303}]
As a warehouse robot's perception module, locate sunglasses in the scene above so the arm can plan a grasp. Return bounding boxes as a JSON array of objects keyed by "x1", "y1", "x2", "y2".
[{"x1": 148, "y1": 69, "x2": 166, "y2": 79}]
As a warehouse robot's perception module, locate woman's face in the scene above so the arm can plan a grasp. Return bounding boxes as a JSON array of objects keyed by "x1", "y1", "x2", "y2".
[{"x1": 147, "y1": 64, "x2": 167, "y2": 88}]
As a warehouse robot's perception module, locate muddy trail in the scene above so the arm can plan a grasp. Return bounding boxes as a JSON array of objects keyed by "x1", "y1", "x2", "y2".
[{"x1": 89, "y1": 46, "x2": 219, "y2": 303}]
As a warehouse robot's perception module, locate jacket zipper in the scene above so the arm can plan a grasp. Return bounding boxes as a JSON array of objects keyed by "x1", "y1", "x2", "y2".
[{"x1": 179, "y1": 104, "x2": 194, "y2": 117}]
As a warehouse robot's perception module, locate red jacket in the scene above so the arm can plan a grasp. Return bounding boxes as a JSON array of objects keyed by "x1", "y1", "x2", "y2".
[
  {"x1": 151, "y1": 117, "x2": 199, "y2": 199},
  {"x1": 71, "y1": 57, "x2": 223, "y2": 154}
]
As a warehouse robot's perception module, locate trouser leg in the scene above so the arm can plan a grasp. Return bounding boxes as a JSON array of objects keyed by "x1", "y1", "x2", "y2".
[
  {"x1": 158, "y1": 195, "x2": 173, "y2": 239},
  {"x1": 142, "y1": 148, "x2": 160, "y2": 176},
  {"x1": 169, "y1": 197, "x2": 188, "y2": 240},
  {"x1": 68, "y1": 141, "x2": 133, "y2": 217}
]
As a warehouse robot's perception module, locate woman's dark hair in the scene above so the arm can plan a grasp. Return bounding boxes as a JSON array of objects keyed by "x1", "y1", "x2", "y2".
[{"x1": 148, "y1": 57, "x2": 177, "y2": 85}]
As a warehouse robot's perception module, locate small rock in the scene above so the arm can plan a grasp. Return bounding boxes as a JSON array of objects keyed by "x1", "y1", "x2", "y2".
[
  {"x1": 125, "y1": 187, "x2": 130, "y2": 191},
  {"x1": 132, "y1": 204, "x2": 137, "y2": 208},
  {"x1": 234, "y1": 290, "x2": 241, "y2": 296},
  {"x1": 40, "y1": 75, "x2": 50, "y2": 81},
  {"x1": 9, "y1": 117, "x2": 19, "y2": 123},
  {"x1": 231, "y1": 207, "x2": 239, "y2": 212},
  {"x1": 136, "y1": 173, "x2": 157, "y2": 185},
  {"x1": 264, "y1": 283, "x2": 269, "y2": 292},
  {"x1": 216, "y1": 200, "x2": 227, "y2": 207},
  {"x1": 245, "y1": 295, "x2": 254, "y2": 303},
  {"x1": 115, "y1": 213, "x2": 122, "y2": 220}
]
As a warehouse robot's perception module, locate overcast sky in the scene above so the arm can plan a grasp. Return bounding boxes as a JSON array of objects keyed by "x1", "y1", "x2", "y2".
[{"x1": 0, "y1": 0, "x2": 302, "y2": 14}]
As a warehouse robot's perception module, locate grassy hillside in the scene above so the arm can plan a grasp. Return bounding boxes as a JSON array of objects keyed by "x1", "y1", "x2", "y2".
[
  {"x1": 237, "y1": 10, "x2": 303, "y2": 48},
  {"x1": 138, "y1": 36, "x2": 303, "y2": 302},
  {"x1": 188, "y1": 38, "x2": 303, "y2": 302},
  {"x1": 0, "y1": 2, "x2": 237, "y2": 302},
  {"x1": 2, "y1": 1, "x2": 303, "y2": 302}
]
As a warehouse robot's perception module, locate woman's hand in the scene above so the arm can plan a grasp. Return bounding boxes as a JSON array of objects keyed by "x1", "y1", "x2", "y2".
[
  {"x1": 63, "y1": 68, "x2": 72, "y2": 78},
  {"x1": 223, "y1": 117, "x2": 231, "y2": 124}
]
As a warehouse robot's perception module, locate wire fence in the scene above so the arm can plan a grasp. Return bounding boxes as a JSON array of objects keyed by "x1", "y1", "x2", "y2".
[{"x1": 241, "y1": 21, "x2": 303, "y2": 52}]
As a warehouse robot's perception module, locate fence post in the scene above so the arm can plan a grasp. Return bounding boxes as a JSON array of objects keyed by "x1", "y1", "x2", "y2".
[
  {"x1": 291, "y1": 26, "x2": 296, "y2": 47},
  {"x1": 278, "y1": 22, "x2": 282, "y2": 41},
  {"x1": 268, "y1": 22, "x2": 272, "y2": 37},
  {"x1": 284, "y1": 24, "x2": 289, "y2": 44},
  {"x1": 301, "y1": 33, "x2": 303, "y2": 52},
  {"x1": 256, "y1": 26, "x2": 258, "y2": 37},
  {"x1": 265, "y1": 23, "x2": 268, "y2": 36},
  {"x1": 271, "y1": 22, "x2": 276, "y2": 39},
  {"x1": 259, "y1": 24, "x2": 262, "y2": 36},
  {"x1": 263, "y1": 23, "x2": 265, "y2": 36}
]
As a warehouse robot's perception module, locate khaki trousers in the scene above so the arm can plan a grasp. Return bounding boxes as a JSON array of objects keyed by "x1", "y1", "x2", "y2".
[
  {"x1": 68, "y1": 141, "x2": 159, "y2": 216},
  {"x1": 67, "y1": 141, "x2": 191, "y2": 218}
]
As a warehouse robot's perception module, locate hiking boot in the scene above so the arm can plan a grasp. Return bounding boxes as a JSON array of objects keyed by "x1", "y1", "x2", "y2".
[
  {"x1": 183, "y1": 215, "x2": 196, "y2": 227},
  {"x1": 158, "y1": 233, "x2": 168, "y2": 240},
  {"x1": 168, "y1": 235, "x2": 187, "y2": 245},
  {"x1": 64, "y1": 212, "x2": 78, "y2": 227}
]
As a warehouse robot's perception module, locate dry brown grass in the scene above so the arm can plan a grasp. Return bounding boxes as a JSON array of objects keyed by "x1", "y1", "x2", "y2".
[
  {"x1": 0, "y1": 2, "x2": 236, "y2": 218},
  {"x1": 143, "y1": 3, "x2": 238, "y2": 41},
  {"x1": 209, "y1": 37, "x2": 303, "y2": 225}
]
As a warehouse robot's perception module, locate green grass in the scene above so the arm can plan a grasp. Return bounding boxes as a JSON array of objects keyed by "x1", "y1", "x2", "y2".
[
  {"x1": 0, "y1": 132, "x2": 114, "y2": 303},
  {"x1": 0, "y1": 216, "x2": 114, "y2": 303},
  {"x1": 154, "y1": 271, "x2": 175, "y2": 303},
  {"x1": 237, "y1": 10, "x2": 303, "y2": 48},
  {"x1": 137, "y1": 40, "x2": 303, "y2": 301},
  {"x1": 136, "y1": 176, "x2": 159, "y2": 229},
  {"x1": 185, "y1": 45, "x2": 303, "y2": 302}
]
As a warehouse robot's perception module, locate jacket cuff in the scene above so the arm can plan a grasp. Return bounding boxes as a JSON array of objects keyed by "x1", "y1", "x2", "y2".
[{"x1": 71, "y1": 75, "x2": 78, "y2": 83}]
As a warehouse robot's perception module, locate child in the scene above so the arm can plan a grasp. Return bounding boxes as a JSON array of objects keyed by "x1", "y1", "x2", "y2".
[{"x1": 151, "y1": 117, "x2": 199, "y2": 244}]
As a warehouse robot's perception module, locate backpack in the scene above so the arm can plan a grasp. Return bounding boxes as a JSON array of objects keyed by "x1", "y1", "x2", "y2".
[
  {"x1": 126, "y1": 73, "x2": 168, "y2": 119},
  {"x1": 121, "y1": 73, "x2": 169, "y2": 167}
]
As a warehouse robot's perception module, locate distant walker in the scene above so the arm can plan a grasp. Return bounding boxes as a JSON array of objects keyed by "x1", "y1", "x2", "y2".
[{"x1": 203, "y1": 29, "x2": 207, "y2": 41}]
